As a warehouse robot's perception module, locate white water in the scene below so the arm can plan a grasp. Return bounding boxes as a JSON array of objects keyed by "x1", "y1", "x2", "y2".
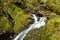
[{"x1": 13, "y1": 14, "x2": 47, "y2": 40}]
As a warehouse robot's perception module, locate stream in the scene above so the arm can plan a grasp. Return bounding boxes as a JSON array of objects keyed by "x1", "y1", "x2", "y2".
[{"x1": 13, "y1": 14, "x2": 47, "y2": 40}]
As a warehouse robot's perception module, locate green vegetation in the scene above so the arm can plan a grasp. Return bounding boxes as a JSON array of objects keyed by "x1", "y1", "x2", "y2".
[
  {"x1": 0, "y1": 15, "x2": 11, "y2": 32},
  {"x1": 46, "y1": 0, "x2": 60, "y2": 15},
  {"x1": 0, "y1": 0, "x2": 60, "y2": 40}
]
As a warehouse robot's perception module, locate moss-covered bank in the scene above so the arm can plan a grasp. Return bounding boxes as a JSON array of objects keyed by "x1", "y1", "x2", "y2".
[{"x1": 0, "y1": 0, "x2": 60, "y2": 40}]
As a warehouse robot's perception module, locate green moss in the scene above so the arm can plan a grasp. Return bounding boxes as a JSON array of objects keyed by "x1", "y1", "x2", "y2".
[
  {"x1": 0, "y1": 16, "x2": 11, "y2": 32},
  {"x1": 3, "y1": 4, "x2": 31, "y2": 33},
  {"x1": 46, "y1": 0, "x2": 60, "y2": 14},
  {"x1": 46, "y1": 16, "x2": 60, "y2": 40},
  {"x1": 14, "y1": 14, "x2": 31, "y2": 33},
  {"x1": 39, "y1": 0, "x2": 60, "y2": 15}
]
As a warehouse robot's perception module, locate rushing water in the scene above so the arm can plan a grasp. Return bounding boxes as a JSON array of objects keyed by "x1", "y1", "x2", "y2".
[{"x1": 13, "y1": 14, "x2": 47, "y2": 40}]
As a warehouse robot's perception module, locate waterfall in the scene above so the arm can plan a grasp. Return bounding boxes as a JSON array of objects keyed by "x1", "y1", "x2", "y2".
[{"x1": 13, "y1": 14, "x2": 47, "y2": 40}]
